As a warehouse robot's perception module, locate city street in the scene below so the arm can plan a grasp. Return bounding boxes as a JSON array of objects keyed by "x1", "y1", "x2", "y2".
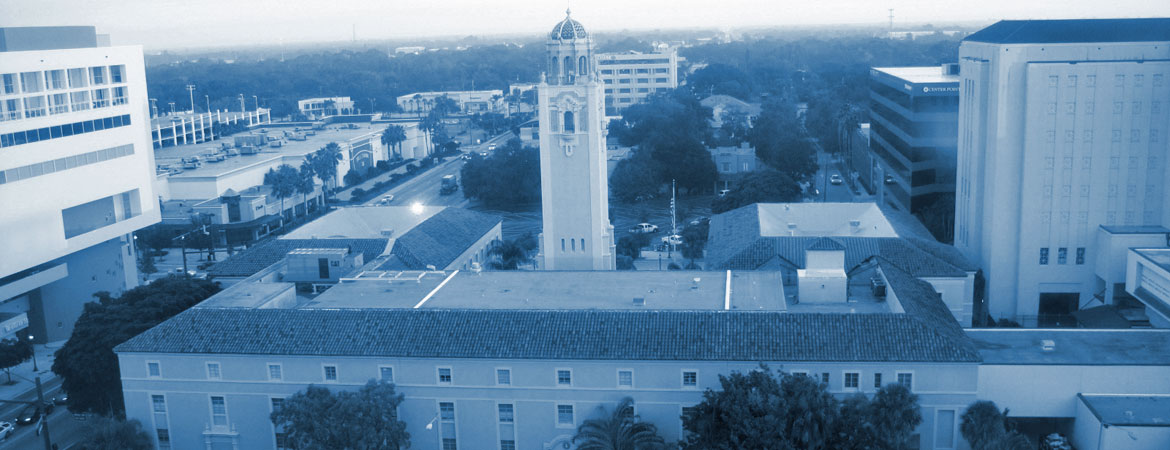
[
  {"x1": 360, "y1": 132, "x2": 514, "y2": 209},
  {"x1": 0, "y1": 377, "x2": 90, "y2": 450},
  {"x1": 811, "y1": 140, "x2": 855, "y2": 203}
]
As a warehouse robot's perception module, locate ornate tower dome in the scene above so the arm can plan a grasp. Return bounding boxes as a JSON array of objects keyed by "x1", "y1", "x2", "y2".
[{"x1": 549, "y1": 9, "x2": 587, "y2": 40}]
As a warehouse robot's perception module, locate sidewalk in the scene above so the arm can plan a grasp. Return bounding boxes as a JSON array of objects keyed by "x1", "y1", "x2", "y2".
[{"x1": 0, "y1": 340, "x2": 65, "y2": 400}]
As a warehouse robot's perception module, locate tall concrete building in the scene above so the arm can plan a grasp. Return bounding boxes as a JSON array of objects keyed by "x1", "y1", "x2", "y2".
[
  {"x1": 955, "y1": 19, "x2": 1170, "y2": 325},
  {"x1": 0, "y1": 26, "x2": 160, "y2": 342},
  {"x1": 597, "y1": 47, "x2": 680, "y2": 115},
  {"x1": 536, "y1": 10, "x2": 616, "y2": 270},
  {"x1": 868, "y1": 65, "x2": 960, "y2": 241}
]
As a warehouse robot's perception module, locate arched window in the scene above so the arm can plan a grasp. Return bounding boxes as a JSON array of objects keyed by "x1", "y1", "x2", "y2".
[
  {"x1": 571, "y1": 239, "x2": 576, "y2": 251},
  {"x1": 561, "y1": 239, "x2": 566, "y2": 252},
  {"x1": 564, "y1": 56, "x2": 574, "y2": 83},
  {"x1": 578, "y1": 56, "x2": 587, "y2": 75},
  {"x1": 563, "y1": 111, "x2": 575, "y2": 133},
  {"x1": 580, "y1": 238, "x2": 585, "y2": 252}
]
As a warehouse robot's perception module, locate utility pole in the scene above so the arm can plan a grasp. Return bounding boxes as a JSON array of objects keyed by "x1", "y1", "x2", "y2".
[
  {"x1": 186, "y1": 84, "x2": 196, "y2": 113},
  {"x1": 149, "y1": 98, "x2": 158, "y2": 118},
  {"x1": 36, "y1": 377, "x2": 52, "y2": 450},
  {"x1": 888, "y1": 9, "x2": 894, "y2": 30},
  {"x1": 168, "y1": 102, "x2": 175, "y2": 115},
  {"x1": 238, "y1": 94, "x2": 245, "y2": 112}
]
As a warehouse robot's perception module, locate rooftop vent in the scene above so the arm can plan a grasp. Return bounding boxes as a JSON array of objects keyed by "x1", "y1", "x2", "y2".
[
  {"x1": 1041, "y1": 339, "x2": 1056, "y2": 352},
  {"x1": 633, "y1": 297, "x2": 645, "y2": 306}
]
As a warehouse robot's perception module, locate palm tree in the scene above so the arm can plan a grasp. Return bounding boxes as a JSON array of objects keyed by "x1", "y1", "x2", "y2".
[
  {"x1": 381, "y1": 124, "x2": 407, "y2": 160},
  {"x1": 412, "y1": 94, "x2": 424, "y2": 119},
  {"x1": 296, "y1": 162, "x2": 317, "y2": 216},
  {"x1": 308, "y1": 142, "x2": 344, "y2": 207},
  {"x1": 573, "y1": 397, "x2": 666, "y2": 450},
  {"x1": 486, "y1": 233, "x2": 537, "y2": 270}
]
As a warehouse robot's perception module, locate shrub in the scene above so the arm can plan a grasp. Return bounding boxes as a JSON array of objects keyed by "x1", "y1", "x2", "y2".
[{"x1": 351, "y1": 188, "x2": 366, "y2": 199}]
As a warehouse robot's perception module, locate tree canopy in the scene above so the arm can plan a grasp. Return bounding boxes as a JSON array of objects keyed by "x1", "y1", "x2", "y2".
[
  {"x1": 573, "y1": 397, "x2": 667, "y2": 450},
  {"x1": 711, "y1": 169, "x2": 802, "y2": 214},
  {"x1": 607, "y1": 90, "x2": 717, "y2": 196},
  {"x1": 76, "y1": 417, "x2": 155, "y2": 450},
  {"x1": 459, "y1": 138, "x2": 541, "y2": 208},
  {"x1": 271, "y1": 379, "x2": 409, "y2": 450},
  {"x1": 0, "y1": 338, "x2": 32, "y2": 384},
  {"x1": 682, "y1": 366, "x2": 923, "y2": 450},
  {"x1": 486, "y1": 233, "x2": 539, "y2": 270},
  {"x1": 748, "y1": 99, "x2": 818, "y2": 183},
  {"x1": 52, "y1": 276, "x2": 221, "y2": 416},
  {"x1": 960, "y1": 400, "x2": 1032, "y2": 450}
]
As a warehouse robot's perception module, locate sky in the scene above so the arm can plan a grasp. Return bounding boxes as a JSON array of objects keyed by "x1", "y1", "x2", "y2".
[{"x1": 1, "y1": 0, "x2": 1167, "y2": 50}]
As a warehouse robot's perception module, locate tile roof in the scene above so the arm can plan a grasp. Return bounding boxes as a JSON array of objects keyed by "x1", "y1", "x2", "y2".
[
  {"x1": 384, "y1": 208, "x2": 501, "y2": 270},
  {"x1": 964, "y1": 19, "x2": 1170, "y2": 44},
  {"x1": 878, "y1": 262, "x2": 974, "y2": 354},
  {"x1": 207, "y1": 238, "x2": 389, "y2": 278},
  {"x1": 115, "y1": 308, "x2": 980, "y2": 363},
  {"x1": 706, "y1": 204, "x2": 973, "y2": 277},
  {"x1": 807, "y1": 237, "x2": 845, "y2": 251}
]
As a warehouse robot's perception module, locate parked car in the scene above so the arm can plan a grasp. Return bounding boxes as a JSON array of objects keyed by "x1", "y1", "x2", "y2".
[
  {"x1": 884, "y1": 174, "x2": 896, "y2": 184},
  {"x1": 689, "y1": 217, "x2": 709, "y2": 227},
  {"x1": 717, "y1": 189, "x2": 731, "y2": 197},
  {"x1": 15, "y1": 404, "x2": 40, "y2": 425},
  {"x1": 487, "y1": 144, "x2": 497, "y2": 151},
  {"x1": 660, "y1": 234, "x2": 685, "y2": 246},
  {"x1": 378, "y1": 195, "x2": 394, "y2": 205},
  {"x1": 0, "y1": 421, "x2": 12, "y2": 439},
  {"x1": 461, "y1": 153, "x2": 472, "y2": 160},
  {"x1": 53, "y1": 394, "x2": 68, "y2": 406},
  {"x1": 829, "y1": 174, "x2": 844, "y2": 185},
  {"x1": 628, "y1": 223, "x2": 659, "y2": 234}
]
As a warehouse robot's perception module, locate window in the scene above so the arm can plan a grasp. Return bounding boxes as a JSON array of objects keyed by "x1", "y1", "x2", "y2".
[
  {"x1": 498, "y1": 403, "x2": 514, "y2": 423},
  {"x1": 323, "y1": 365, "x2": 338, "y2": 382},
  {"x1": 682, "y1": 370, "x2": 698, "y2": 387},
  {"x1": 109, "y1": 65, "x2": 125, "y2": 83},
  {"x1": 1040, "y1": 248, "x2": 1049, "y2": 265},
  {"x1": 157, "y1": 429, "x2": 170, "y2": 448},
  {"x1": 501, "y1": 440, "x2": 516, "y2": 450},
  {"x1": 152, "y1": 395, "x2": 167, "y2": 413},
  {"x1": 443, "y1": 439, "x2": 458, "y2": 450},
  {"x1": 557, "y1": 404, "x2": 574, "y2": 427},
  {"x1": 874, "y1": 373, "x2": 883, "y2": 388},
  {"x1": 2, "y1": 74, "x2": 15, "y2": 94},
  {"x1": 209, "y1": 396, "x2": 228, "y2": 427},
  {"x1": 844, "y1": 372, "x2": 860, "y2": 390},
  {"x1": 147, "y1": 361, "x2": 161, "y2": 377},
  {"x1": 268, "y1": 364, "x2": 282, "y2": 381},
  {"x1": 821, "y1": 372, "x2": 830, "y2": 384},
  {"x1": 440, "y1": 402, "x2": 455, "y2": 421},
  {"x1": 496, "y1": 368, "x2": 511, "y2": 385},
  {"x1": 655, "y1": 77, "x2": 668, "y2": 83},
  {"x1": 636, "y1": 78, "x2": 649, "y2": 83},
  {"x1": 1076, "y1": 248, "x2": 1085, "y2": 265},
  {"x1": 206, "y1": 362, "x2": 221, "y2": 380},
  {"x1": 618, "y1": 370, "x2": 633, "y2": 387},
  {"x1": 936, "y1": 409, "x2": 956, "y2": 448},
  {"x1": 45, "y1": 70, "x2": 66, "y2": 90},
  {"x1": 557, "y1": 369, "x2": 572, "y2": 386},
  {"x1": 438, "y1": 367, "x2": 452, "y2": 384},
  {"x1": 92, "y1": 88, "x2": 110, "y2": 108},
  {"x1": 113, "y1": 86, "x2": 127, "y2": 106},
  {"x1": 896, "y1": 372, "x2": 913, "y2": 390},
  {"x1": 20, "y1": 72, "x2": 43, "y2": 93},
  {"x1": 271, "y1": 397, "x2": 284, "y2": 412},
  {"x1": 619, "y1": 79, "x2": 631, "y2": 84},
  {"x1": 70, "y1": 91, "x2": 90, "y2": 111},
  {"x1": 636, "y1": 68, "x2": 649, "y2": 74},
  {"x1": 380, "y1": 366, "x2": 394, "y2": 382},
  {"x1": 90, "y1": 66, "x2": 106, "y2": 85},
  {"x1": 1058, "y1": 248, "x2": 1068, "y2": 265}
]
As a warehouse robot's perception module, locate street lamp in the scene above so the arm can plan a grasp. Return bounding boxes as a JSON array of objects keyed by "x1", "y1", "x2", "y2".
[{"x1": 27, "y1": 335, "x2": 37, "y2": 372}]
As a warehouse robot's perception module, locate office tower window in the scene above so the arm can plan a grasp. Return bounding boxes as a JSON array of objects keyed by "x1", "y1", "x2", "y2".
[
  {"x1": 1076, "y1": 248, "x2": 1086, "y2": 265},
  {"x1": 1040, "y1": 248, "x2": 1049, "y2": 265},
  {"x1": 1058, "y1": 248, "x2": 1068, "y2": 265}
]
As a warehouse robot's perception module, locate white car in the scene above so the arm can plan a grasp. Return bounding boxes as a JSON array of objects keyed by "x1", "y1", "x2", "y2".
[
  {"x1": 628, "y1": 223, "x2": 659, "y2": 234},
  {"x1": 0, "y1": 421, "x2": 12, "y2": 439},
  {"x1": 378, "y1": 195, "x2": 394, "y2": 205},
  {"x1": 829, "y1": 174, "x2": 844, "y2": 185},
  {"x1": 661, "y1": 234, "x2": 685, "y2": 246},
  {"x1": 717, "y1": 189, "x2": 731, "y2": 197}
]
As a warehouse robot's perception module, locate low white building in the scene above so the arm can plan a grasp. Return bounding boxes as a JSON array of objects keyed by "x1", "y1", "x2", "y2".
[
  {"x1": 297, "y1": 97, "x2": 354, "y2": 119},
  {"x1": 396, "y1": 90, "x2": 504, "y2": 114}
]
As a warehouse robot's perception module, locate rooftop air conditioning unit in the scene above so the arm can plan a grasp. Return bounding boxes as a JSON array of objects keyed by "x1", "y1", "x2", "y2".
[{"x1": 632, "y1": 297, "x2": 645, "y2": 306}]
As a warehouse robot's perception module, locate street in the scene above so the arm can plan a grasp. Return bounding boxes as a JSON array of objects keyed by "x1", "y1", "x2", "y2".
[
  {"x1": 361, "y1": 132, "x2": 515, "y2": 209},
  {"x1": 0, "y1": 377, "x2": 89, "y2": 450},
  {"x1": 812, "y1": 139, "x2": 855, "y2": 203}
]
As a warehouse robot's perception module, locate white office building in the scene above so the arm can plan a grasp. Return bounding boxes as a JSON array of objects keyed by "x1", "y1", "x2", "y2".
[
  {"x1": 0, "y1": 26, "x2": 160, "y2": 342},
  {"x1": 597, "y1": 47, "x2": 680, "y2": 115},
  {"x1": 955, "y1": 19, "x2": 1170, "y2": 325},
  {"x1": 296, "y1": 97, "x2": 354, "y2": 120}
]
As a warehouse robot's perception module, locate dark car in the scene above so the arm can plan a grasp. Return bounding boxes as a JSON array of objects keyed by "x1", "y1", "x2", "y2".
[
  {"x1": 15, "y1": 404, "x2": 40, "y2": 425},
  {"x1": 53, "y1": 394, "x2": 68, "y2": 406}
]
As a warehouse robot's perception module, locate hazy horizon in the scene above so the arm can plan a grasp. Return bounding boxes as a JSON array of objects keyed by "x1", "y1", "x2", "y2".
[{"x1": 1, "y1": 0, "x2": 1167, "y2": 51}]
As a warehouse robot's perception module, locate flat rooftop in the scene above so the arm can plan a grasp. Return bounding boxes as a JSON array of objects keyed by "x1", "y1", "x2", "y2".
[
  {"x1": 966, "y1": 329, "x2": 1170, "y2": 366},
  {"x1": 149, "y1": 110, "x2": 260, "y2": 130},
  {"x1": 872, "y1": 66, "x2": 959, "y2": 84},
  {"x1": 1079, "y1": 395, "x2": 1170, "y2": 427},
  {"x1": 281, "y1": 206, "x2": 445, "y2": 240},
  {"x1": 155, "y1": 124, "x2": 383, "y2": 179},
  {"x1": 1100, "y1": 225, "x2": 1170, "y2": 235},
  {"x1": 757, "y1": 203, "x2": 901, "y2": 237},
  {"x1": 1135, "y1": 248, "x2": 1170, "y2": 273}
]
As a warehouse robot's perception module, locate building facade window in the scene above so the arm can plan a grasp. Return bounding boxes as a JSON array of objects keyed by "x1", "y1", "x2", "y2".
[
  {"x1": 896, "y1": 372, "x2": 913, "y2": 390},
  {"x1": 496, "y1": 368, "x2": 511, "y2": 385},
  {"x1": 209, "y1": 396, "x2": 228, "y2": 427},
  {"x1": 1040, "y1": 248, "x2": 1049, "y2": 265},
  {"x1": 440, "y1": 402, "x2": 455, "y2": 421},
  {"x1": 618, "y1": 370, "x2": 633, "y2": 388},
  {"x1": 498, "y1": 404, "x2": 514, "y2": 423},
  {"x1": 682, "y1": 370, "x2": 698, "y2": 387},
  {"x1": 206, "y1": 362, "x2": 221, "y2": 380},
  {"x1": 1058, "y1": 248, "x2": 1068, "y2": 265},
  {"x1": 557, "y1": 404, "x2": 575, "y2": 427},
  {"x1": 844, "y1": 372, "x2": 860, "y2": 390},
  {"x1": 380, "y1": 366, "x2": 394, "y2": 382},
  {"x1": 443, "y1": 439, "x2": 457, "y2": 450},
  {"x1": 267, "y1": 364, "x2": 282, "y2": 381},
  {"x1": 152, "y1": 395, "x2": 166, "y2": 413},
  {"x1": 1076, "y1": 248, "x2": 1085, "y2": 265},
  {"x1": 874, "y1": 373, "x2": 883, "y2": 388},
  {"x1": 323, "y1": 365, "x2": 337, "y2": 382},
  {"x1": 147, "y1": 361, "x2": 161, "y2": 377},
  {"x1": 557, "y1": 369, "x2": 572, "y2": 386},
  {"x1": 438, "y1": 367, "x2": 453, "y2": 384},
  {"x1": 821, "y1": 372, "x2": 830, "y2": 385}
]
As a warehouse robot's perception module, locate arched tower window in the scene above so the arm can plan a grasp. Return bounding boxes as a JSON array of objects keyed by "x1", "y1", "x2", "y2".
[
  {"x1": 578, "y1": 56, "x2": 587, "y2": 77},
  {"x1": 563, "y1": 111, "x2": 575, "y2": 133},
  {"x1": 564, "y1": 56, "x2": 574, "y2": 83}
]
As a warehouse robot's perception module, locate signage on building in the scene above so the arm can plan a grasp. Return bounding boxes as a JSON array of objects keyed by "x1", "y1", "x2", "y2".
[{"x1": 1, "y1": 313, "x2": 28, "y2": 335}]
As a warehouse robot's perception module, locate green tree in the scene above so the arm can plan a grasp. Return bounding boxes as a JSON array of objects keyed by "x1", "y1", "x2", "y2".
[
  {"x1": 609, "y1": 151, "x2": 660, "y2": 203},
  {"x1": 749, "y1": 99, "x2": 819, "y2": 183},
  {"x1": 460, "y1": 138, "x2": 541, "y2": 208},
  {"x1": 264, "y1": 164, "x2": 300, "y2": 222},
  {"x1": 831, "y1": 394, "x2": 875, "y2": 450},
  {"x1": 711, "y1": 169, "x2": 802, "y2": 214},
  {"x1": 868, "y1": 383, "x2": 923, "y2": 449},
  {"x1": 381, "y1": 124, "x2": 408, "y2": 159},
  {"x1": 687, "y1": 63, "x2": 755, "y2": 99},
  {"x1": 573, "y1": 397, "x2": 667, "y2": 450},
  {"x1": 271, "y1": 379, "x2": 409, "y2": 450},
  {"x1": 961, "y1": 400, "x2": 1011, "y2": 450},
  {"x1": 76, "y1": 417, "x2": 154, "y2": 450},
  {"x1": 0, "y1": 338, "x2": 32, "y2": 384},
  {"x1": 680, "y1": 221, "x2": 709, "y2": 268},
  {"x1": 309, "y1": 142, "x2": 344, "y2": 202},
  {"x1": 681, "y1": 366, "x2": 789, "y2": 449},
  {"x1": 52, "y1": 276, "x2": 221, "y2": 416},
  {"x1": 134, "y1": 228, "x2": 172, "y2": 257},
  {"x1": 780, "y1": 373, "x2": 839, "y2": 450},
  {"x1": 296, "y1": 162, "x2": 317, "y2": 215},
  {"x1": 486, "y1": 233, "x2": 538, "y2": 270}
]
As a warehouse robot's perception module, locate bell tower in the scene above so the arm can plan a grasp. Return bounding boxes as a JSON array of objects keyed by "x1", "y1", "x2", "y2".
[{"x1": 536, "y1": 9, "x2": 615, "y2": 270}]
